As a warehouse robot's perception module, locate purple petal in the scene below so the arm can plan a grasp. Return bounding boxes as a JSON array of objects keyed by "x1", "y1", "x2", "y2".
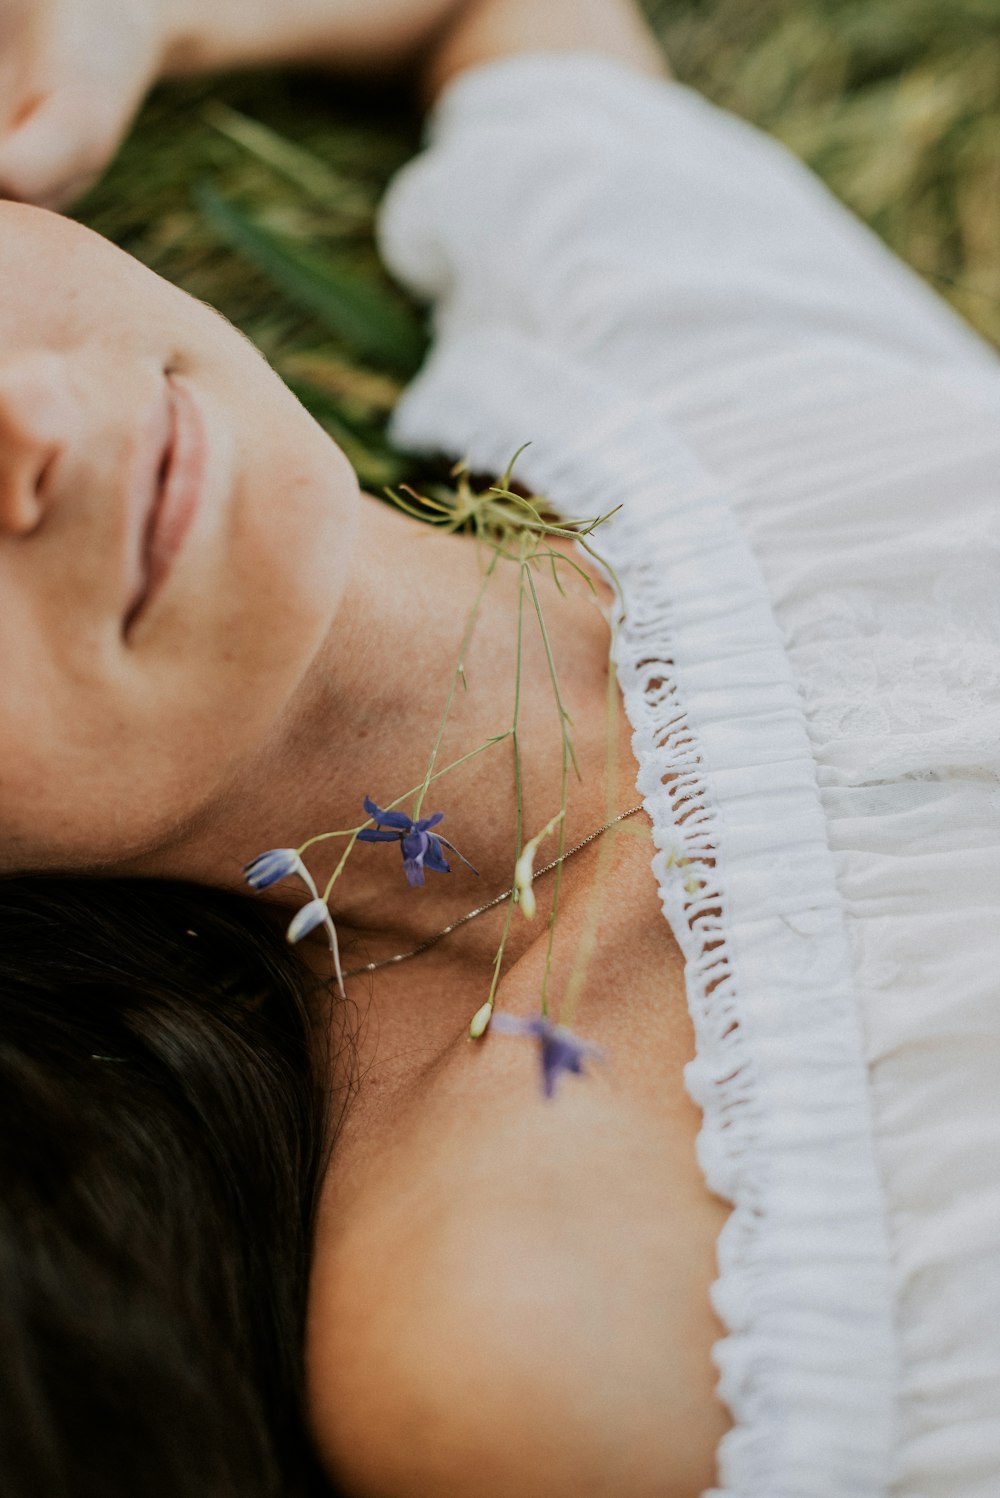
[
  {"x1": 401, "y1": 829, "x2": 429, "y2": 863},
  {"x1": 540, "y1": 1037, "x2": 583, "y2": 1097},
  {"x1": 539, "y1": 1027, "x2": 604, "y2": 1099},
  {"x1": 489, "y1": 1012, "x2": 546, "y2": 1038},
  {"x1": 490, "y1": 1013, "x2": 603, "y2": 1099},
  {"x1": 363, "y1": 796, "x2": 412, "y2": 831},
  {"x1": 242, "y1": 847, "x2": 301, "y2": 891},
  {"x1": 414, "y1": 811, "x2": 445, "y2": 832},
  {"x1": 400, "y1": 833, "x2": 430, "y2": 887},
  {"x1": 435, "y1": 836, "x2": 480, "y2": 878},
  {"x1": 377, "y1": 810, "x2": 415, "y2": 831},
  {"x1": 356, "y1": 828, "x2": 401, "y2": 843},
  {"x1": 422, "y1": 836, "x2": 451, "y2": 875}
]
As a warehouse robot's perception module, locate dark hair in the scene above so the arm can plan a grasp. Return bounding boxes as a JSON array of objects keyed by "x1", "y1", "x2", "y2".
[{"x1": 0, "y1": 875, "x2": 346, "y2": 1498}]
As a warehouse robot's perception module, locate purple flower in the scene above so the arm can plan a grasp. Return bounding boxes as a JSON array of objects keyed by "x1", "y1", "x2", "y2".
[
  {"x1": 490, "y1": 1012, "x2": 604, "y2": 1099},
  {"x1": 243, "y1": 847, "x2": 303, "y2": 891},
  {"x1": 357, "y1": 796, "x2": 479, "y2": 888}
]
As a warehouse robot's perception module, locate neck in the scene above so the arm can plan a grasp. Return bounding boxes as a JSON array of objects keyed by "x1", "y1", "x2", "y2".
[{"x1": 149, "y1": 491, "x2": 618, "y2": 969}]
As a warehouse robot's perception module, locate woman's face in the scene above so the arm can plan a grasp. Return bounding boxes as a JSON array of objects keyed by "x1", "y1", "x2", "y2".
[{"x1": 0, "y1": 202, "x2": 359, "y2": 872}]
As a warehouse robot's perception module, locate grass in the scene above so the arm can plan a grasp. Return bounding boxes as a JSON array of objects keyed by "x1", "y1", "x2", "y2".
[{"x1": 77, "y1": 0, "x2": 1000, "y2": 491}]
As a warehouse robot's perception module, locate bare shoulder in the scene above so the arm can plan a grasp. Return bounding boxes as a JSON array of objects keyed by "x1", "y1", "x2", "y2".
[{"x1": 307, "y1": 1069, "x2": 728, "y2": 1498}]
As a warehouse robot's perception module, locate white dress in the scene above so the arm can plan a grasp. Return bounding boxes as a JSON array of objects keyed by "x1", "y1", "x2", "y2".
[{"x1": 377, "y1": 54, "x2": 1000, "y2": 1498}]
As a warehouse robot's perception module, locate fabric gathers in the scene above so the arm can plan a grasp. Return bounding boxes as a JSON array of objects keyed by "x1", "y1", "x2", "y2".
[{"x1": 379, "y1": 54, "x2": 1000, "y2": 1498}]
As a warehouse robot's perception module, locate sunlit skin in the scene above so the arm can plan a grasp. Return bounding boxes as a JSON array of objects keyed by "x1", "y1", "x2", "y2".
[
  {"x1": 0, "y1": 0, "x2": 478, "y2": 208},
  {"x1": 0, "y1": 0, "x2": 665, "y2": 207},
  {"x1": 0, "y1": 200, "x2": 361, "y2": 870},
  {"x1": 0, "y1": 2, "x2": 728, "y2": 1495}
]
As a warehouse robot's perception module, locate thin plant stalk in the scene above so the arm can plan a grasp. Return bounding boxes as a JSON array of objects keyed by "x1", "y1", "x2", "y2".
[
  {"x1": 524, "y1": 562, "x2": 576, "y2": 1018},
  {"x1": 561, "y1": 618, "x2": 626, "y2": 1027},
  {"x1": 413, "y1": 548, "x2": 502, "y2": 819},
  {"x1": 315, "y1": 735, "x2": 510, "y2": 904},
  {"x1": 478, "y1": 533, "x2": 530, "y2": 1026}
]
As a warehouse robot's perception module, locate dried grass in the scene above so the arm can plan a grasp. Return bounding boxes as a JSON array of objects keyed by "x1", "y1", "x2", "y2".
[{"x1": 78, "y1": 1, "x2": 1000, "y2": 486}]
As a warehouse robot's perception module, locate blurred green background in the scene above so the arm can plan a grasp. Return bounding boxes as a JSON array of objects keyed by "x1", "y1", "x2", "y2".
[{"x1": 78, "y1": 0, "x2": 1000, "y2": 493}]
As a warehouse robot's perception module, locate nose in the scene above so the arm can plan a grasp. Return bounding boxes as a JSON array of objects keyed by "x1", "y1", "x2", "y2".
[{"x1": 0, "y1": 354, "x2": 72, "y2": 536}]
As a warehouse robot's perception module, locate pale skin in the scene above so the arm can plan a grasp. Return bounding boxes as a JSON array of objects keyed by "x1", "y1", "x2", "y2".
[{"x1": 0, "y1": 2, "x2": 727, "y2": 1495}]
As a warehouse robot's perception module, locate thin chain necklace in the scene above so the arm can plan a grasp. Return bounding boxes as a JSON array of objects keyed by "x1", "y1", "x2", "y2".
[{"x1": 343, "y1": 802, "x2": 645, "y2": 978}]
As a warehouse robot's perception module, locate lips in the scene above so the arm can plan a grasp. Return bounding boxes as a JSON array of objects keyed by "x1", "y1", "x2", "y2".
[{"x1": 124, "y1": 376, "x2": 205, "y2": 637}]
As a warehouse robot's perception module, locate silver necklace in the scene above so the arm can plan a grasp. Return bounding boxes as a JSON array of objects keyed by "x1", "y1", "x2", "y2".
[{"x1": 344, "y1": 802, "x2": 645, "y2": 978}]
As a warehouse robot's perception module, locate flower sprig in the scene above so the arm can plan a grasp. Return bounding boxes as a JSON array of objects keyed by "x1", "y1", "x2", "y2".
[
  {"x1": 243, "y1": 454, "x2": 623, "y2": 1098},
  {"x1": 387, "y1": 451, "x2": 620, "y2": 581},
  {"x1": 357, "y1": 797, "x2": 479, "y2": 887},
  {"x1": 241, "y1": 736, "x2": 504, "y2": 998},
  {"x1": 243, "y1": 845, "x2": 347, "y2": 997},
  {"x1": 490, "y1": 1013, "x2": 605, "y2": 1099}
]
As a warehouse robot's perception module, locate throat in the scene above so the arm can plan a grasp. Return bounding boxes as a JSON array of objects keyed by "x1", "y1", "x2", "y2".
[{"x1": 247, "y1": 491, "x2": 622, "y2": 943}]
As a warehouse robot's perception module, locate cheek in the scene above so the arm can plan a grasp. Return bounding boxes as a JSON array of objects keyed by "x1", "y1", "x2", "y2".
[
  {"x1": 112, "y1": 451, "x2": 356, "y2": 858},
  {"x1": 186, "y1": 343, "x2": 360, "y2": 669},
  {"x1": 0, "y1": 265, "x2": 359, "y2": 869},
  {"x1": 143, "y1": 416, "x2": 355, "y2": 744},
  {"x1": 0, "y1": 615, "x2": 295, "y2": 871},
  {"x1": 0, "y1": 683, "x2": 222, "y2": 870}
]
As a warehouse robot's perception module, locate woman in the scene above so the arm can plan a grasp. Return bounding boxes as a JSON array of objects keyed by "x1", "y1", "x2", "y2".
[{"x1": 1, "y1": 2, "x2": 999, "y2": 1496}]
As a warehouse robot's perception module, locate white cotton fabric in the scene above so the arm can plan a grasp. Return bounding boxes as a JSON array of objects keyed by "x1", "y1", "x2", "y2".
[{"x1": 376, "y1": 55, "x2": 1000, "y2": 1498}]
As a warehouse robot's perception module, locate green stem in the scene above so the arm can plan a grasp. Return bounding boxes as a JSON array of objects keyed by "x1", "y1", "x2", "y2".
[
  {"x1": 481, "y1": 535, "x2": 530, "y2": 1017},
  {"x1": 413, "y1": 548, "x2": 502, "y2": 819},
  {"x1": 526, "y1": 562, "x2": 581, "y2": 782},
  {"x1": 313, "y1": 734, "x2": 511, "y2": 903},
  {"x1": 525, "y1": 564, "x2": 574, "y2": 1018},
  {"x1": 294, "y1": 731, "x2": 508, "y2": 890},
  {"x1": 561, "y1": 629, "x2": 623, "y2": 1026},
  {"x1": 297, "y1": 734, "x2": 509, "y2": 855}
]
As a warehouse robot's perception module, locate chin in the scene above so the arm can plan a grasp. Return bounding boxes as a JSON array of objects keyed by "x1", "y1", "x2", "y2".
[
  {"x1": 228, "y1": 409, "x2": 360, "y2": 649},
  {"x1": 274, "y1": 438, "x2": 359, "y2": 643},
  {"x1": 193, "y1": 426, "x2": 360, "y2": 759}
]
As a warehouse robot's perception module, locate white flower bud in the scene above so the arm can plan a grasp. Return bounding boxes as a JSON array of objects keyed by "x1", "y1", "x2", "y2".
[
  {"x1": 513, "y1": 811, "x2": 564, "y2": 922},
  {"x1": 468, "y1": 1001, "x2": 494, "y2": 1039},
  {"x1": 513, "y1": 849, "x2": 538, "y2": 921}
]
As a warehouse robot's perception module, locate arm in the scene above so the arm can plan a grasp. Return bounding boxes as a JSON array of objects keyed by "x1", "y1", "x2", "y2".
[
  {"x1": 0, "y1": 0, "x2": 666, "y2": 209},
  {"x1": 421, "y1": 0, "x2": 668, "y2": 104},
  {"x1": 171, "y1": 0, "x2": 669, "y2": 89},
  {"x1": 0, "y1": 0, "x2": 471, "y2": 209},
  {"x1": 163, "y1": 0, "x2": 471, "y2": 74}
]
